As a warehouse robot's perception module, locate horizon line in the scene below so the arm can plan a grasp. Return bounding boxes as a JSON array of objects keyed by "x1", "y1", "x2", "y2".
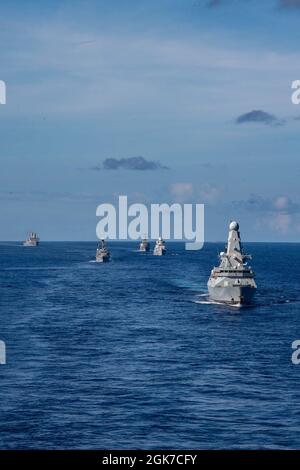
[{"x1": 1, "y1": 240, "x2": 299, "y2": 244}]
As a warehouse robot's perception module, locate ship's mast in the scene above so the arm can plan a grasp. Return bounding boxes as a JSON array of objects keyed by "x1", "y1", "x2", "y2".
[
  {"x1": 226, "y1": 222, "x2": 243, "y2": 263},
  {"x1": 218, "y1": 221, "x2": 246, "y2": 269}
]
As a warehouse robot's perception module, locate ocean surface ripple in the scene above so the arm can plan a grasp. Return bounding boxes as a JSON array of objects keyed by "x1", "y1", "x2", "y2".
[{"x1": 0, "y1": 242, "x2": 300, "y2": 449}]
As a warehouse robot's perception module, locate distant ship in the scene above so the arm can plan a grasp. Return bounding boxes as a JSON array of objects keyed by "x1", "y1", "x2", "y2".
[
  {"x1": 207, "y1": 221, "x2": 256, "y2": 306},
  {"x1": 96, "y1": 240, "x2": 110, "y2": 263},
  {"x1": 23, "y1": 232, "x2": 39, "y2": 247},
  {"x1": 153, "y1": 237, "x2": 166, "y2": 256},
  {"x1": 139, "y1": 236, "x2": 150, "y2": 252}
]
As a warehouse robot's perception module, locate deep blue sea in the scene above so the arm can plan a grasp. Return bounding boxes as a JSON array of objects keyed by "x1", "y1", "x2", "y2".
[{"x1": 0, "y1": 241, "x2": 300, "y2": 449}]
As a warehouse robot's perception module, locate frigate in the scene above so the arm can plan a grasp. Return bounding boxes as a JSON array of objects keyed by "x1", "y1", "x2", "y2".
[
  {"x1": 153, "y1": 237, "x2": 166, "y2": 256},
  {"x1": 96, "y1": 240, "x2": 110, "y2": 263},
  {"x1": 207, "y1": 221, "x2": 256, "y2": 306},
  {"x1": 139, "y1": 236, "x2": 150, "y2": 252},
  {"x1": 23, "y1": 232, "x2": 40, "y2": 247}
]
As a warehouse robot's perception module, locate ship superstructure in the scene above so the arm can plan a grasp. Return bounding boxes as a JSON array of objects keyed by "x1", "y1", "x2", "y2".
[{"x1": 23, "y1": 232, "x2": 40, "y2": 247}]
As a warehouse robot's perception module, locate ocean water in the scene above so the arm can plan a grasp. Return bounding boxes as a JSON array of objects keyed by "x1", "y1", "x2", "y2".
[{"x1": 0, "y1": 241, "x2": 300, "y2": 450}]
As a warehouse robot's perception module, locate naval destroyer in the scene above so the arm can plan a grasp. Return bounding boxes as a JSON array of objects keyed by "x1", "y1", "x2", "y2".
[
  {"x1": 23, "y1": 232, "x2": 40, "y2": 247},
  {"x1": 139, "y1": 236, "x2": 150, "y2": 252},
  {"x1": 96, "y1": 240, "x2": 110, "y2": 263},
  {"x1": 207, "y1": 221, "x2": 256, "y2": 306},
  {"x1": 153, "y1": 237, "x2": 166, "y2": 256}
]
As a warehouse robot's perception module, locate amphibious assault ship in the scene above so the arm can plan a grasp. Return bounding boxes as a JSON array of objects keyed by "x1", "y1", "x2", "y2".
[
  {"x1": 207, "y1": 221, "x2": 256, "y2": 306},
  {"x1": 23, "y1": 232, "x2": 40, "y2": 247},
  {"x1": 96, "y1": 240, "x2": 110, "y2": 263}
]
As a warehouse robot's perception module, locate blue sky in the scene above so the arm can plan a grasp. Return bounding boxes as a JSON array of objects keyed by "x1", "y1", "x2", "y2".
[{"x1": 0, "y1": 0, "x2": 300, "y2": 241}]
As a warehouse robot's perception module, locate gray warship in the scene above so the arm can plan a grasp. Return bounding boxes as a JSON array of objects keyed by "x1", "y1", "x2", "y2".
[
  {"x1": 23, "y1": 232, "x2": 39, "y2": 247},
  {"x1": 139, "y1": 235, "x2": 150, "y2": 252},
  {"x1": 96, "y1": 240, "x2": 110, "y2": 263},
  {"x1": 207, "y1": 221, "x2": 256, "y2": 306},
  {"x1": 153, "y1": 237, "x2": 166, "y2": 256}
]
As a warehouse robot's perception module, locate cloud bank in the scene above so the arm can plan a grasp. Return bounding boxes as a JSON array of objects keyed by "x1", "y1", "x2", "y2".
[
  {"x1": 279, "y1": 0, "x2": 300, "y2": 8},
  {"x1": 232, "y1": 195, "x2": 300, "y2": 234},
  {"x1": 232, "y1": 194, "x2": 300, "y2": 214},
  {"x1": 207, "y1": 0, "x2": 300, "y2": 9},
  {"x1": 93, "y1": 156, "x2": 169, "y2": 171}
]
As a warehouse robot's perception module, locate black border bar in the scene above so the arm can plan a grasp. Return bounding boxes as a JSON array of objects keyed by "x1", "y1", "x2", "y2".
[{"x1": 0, "y1": 450, "x2": 299, "y2": 465}]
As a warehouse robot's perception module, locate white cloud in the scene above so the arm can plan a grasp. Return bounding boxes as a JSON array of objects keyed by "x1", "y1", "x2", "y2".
[
  {"x1": 199, "y1": 185, "x2": 222, "y2": 204},
  {"x1": 268, "y1": 213, "x2": 292, "y2": 234},
  {"x1": 273, "y1": 195, "x2": 290, "y2": 210},
  {"x1": 170, "y1": 183, "x2": 194, "y2": 201},
  {"x1": 3, "y1": 19, "x2": 300, "y2": 118}
]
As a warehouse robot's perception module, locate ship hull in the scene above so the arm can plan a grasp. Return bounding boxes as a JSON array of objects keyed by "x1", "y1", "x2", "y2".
[
  {"x1": 153, "y1": 249, "x2": 166, "y2": 256},
  {"x1": 95, "y1": 254, "x2": 110, "y2": 263},
  {"x1": 208, "y1": 284, "x2": 255, "y2": 306}
]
